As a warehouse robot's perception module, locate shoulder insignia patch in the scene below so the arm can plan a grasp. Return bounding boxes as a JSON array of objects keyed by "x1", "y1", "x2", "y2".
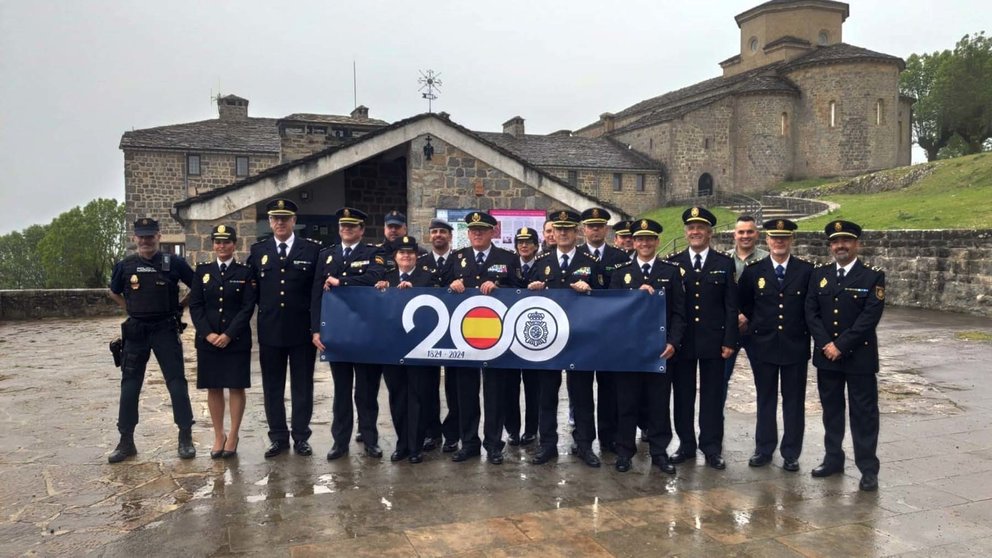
[
  {"x1": 875, "y1": 286, "x2": 885, "y2": 300},
  {"x1": 374, "y1": 256, "x2": 385, "y2": 265}
]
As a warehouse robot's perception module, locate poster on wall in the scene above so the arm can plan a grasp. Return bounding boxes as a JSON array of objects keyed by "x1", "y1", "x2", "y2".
[{"x1": 436, "y1": 209, "x2": 548, "y2": 250}]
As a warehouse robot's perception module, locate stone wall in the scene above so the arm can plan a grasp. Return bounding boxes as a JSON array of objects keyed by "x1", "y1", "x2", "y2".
[
  {"x1": 344, "y1": 158, "x2": 408, "y2": 242},
  {"x1": 732, "y1": 93, "x2": 796, "y2": 191},
  {"x1": 0, "y1": 289, "x2": 123, "y2": 320},
  {"x1": 181, "y1": 206, "x2": 259, "y2": 266},
  {"x1": 543, "y1": 167, "x2": 662, "y2": 218},
  {"x1": 668, "y1": 98, "x2": 736, "y2": 199},
  {"x1": 124, "y1": 149, "x2": 277, "y2": 241}
]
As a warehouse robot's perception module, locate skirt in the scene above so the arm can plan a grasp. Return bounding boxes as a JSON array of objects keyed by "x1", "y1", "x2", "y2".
[{"x1": 196, "y1": 347, "x2": 251, "y2": 389}]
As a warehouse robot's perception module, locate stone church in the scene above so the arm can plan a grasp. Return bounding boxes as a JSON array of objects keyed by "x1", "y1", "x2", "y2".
[{"x1": 119, "y1": 0, "x2": 911, "y2": 261}]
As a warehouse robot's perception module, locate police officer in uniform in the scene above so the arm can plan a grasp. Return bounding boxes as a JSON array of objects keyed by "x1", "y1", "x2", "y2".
[
  {"x1": 248, "y1": 199, "x2": 322, "y2": 458},
  {"x1": 376, "y1": 235, "x2": 441, "y2": 463},
  {"x1": 505, "y1": 227, "x2": 541, "y2": 447},
  {"x1": 312, "y1": 207, "x2": 386, "y2": 460},
  {"x1": 805, "y1": 220, "x2": 885, "y2": 491},
  {"x1": 527, "y1": 209, "x2": 606, "y2": 467},
  {"x1": 666, "y1": 206, "x2": 738, "y2": 470},
  {"x1": 738, "y1": 219, "x2": 812, "y2": 472},
  {"x1": 442, "y1": 211, "x2": 523, "y2": 464},
  {"x1": 578, "y1": 207, "x2": 630, "y2": 455},
  {"x1": 609, "y1": 218, "x2": 686, "y2": 474},
  {"x1": 612, "y1": 220, "x2": 634, "y2": 253},
  {"x1": 189, "y1": 225, "x2": 257, "y2": 459},
  {"x1": 107, "y1": 218, "x2": 197, "y2": 462},
  {"x1": 418, "y1": 218, "x2": 454, "y2": 451}
]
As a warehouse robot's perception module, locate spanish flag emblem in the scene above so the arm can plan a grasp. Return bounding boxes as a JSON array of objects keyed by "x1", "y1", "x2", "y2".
[{"x1": 461, "y1": 307, "x2": 503, "y2": 350}]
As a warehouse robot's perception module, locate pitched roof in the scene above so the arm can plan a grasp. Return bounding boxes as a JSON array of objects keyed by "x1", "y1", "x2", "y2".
[
  {"x1": 281, "y1": 113, "x2": 389, "y2": 127},
  {"x1": 783, "y1": 42, "x2": 905, "y2": 71},
  {"x1": 474, "y1": 132, "x2": 662, "y2": 171},
  {"x1": 119, "y1": 118, "x2": 281, "y2": 153}
]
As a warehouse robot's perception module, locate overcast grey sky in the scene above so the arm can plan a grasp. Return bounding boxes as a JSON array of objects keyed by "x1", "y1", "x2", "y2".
[{"x1": 0, "y1": 0, "x2": 984, "y2": 234}]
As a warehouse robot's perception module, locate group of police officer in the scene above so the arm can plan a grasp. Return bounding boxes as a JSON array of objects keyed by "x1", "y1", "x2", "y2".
[{"x1": 108, "y1": 199, "x2": 886, "y2": 491}]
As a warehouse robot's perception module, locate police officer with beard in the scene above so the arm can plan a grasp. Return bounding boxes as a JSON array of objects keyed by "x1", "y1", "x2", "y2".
[
  {"x1": 417, "y1": 218, "x2": 455, "y2": 452},
  {"x1": 107, "y1": 218, "x2": 196, "y2": 463}
]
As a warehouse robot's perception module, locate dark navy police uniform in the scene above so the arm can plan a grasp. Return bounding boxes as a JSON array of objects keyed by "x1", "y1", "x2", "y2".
[{"x1": 189, "y1": 258, "x2": 257, "y2": 389}]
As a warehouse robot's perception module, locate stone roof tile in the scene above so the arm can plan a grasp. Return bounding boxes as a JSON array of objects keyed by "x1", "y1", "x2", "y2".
[
  {"x1": 474, "y1": 132, "x2": 662, "y2": 171},
  {"x1": 281, "y1": 113, "x2": 389, "y2": 126},
  {"x1": 119, "y1": 118, "x2": 281, "y2": 153},
  {"x1": 783, "y1": 42, "x2": 905, "y2": 71}
]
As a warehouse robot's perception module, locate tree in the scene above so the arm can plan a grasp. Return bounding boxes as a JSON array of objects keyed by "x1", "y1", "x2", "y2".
[
  {"x1": 0, "y1": 224, "x2": 48, "y2": 288},
  {"x1": 36, "y1": 198, "x2": 126, "y2": 288},
  {"x1": 901, "y1": 50, "x2": 953, "y2": 161}
]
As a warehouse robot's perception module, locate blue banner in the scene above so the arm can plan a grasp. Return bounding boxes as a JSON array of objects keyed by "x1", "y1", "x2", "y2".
[{"x1": 319, "y1": 288, "x2": 669, "y2": 373}]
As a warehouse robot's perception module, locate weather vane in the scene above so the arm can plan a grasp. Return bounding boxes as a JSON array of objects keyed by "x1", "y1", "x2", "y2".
[{"x1": 418, "y1": 69, "x2": 442, "y2": 113}]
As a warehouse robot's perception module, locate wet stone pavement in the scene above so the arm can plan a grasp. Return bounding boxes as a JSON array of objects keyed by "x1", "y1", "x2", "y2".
[{"x1": 2, "y1": 306, "x2": 992, "y2": 557}]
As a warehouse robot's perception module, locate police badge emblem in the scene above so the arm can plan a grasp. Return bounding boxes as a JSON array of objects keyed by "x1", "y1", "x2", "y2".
[
  {"x1": 820, "y1": 277, "x2": 828, "y2": 288},
  {"x1": 261, "y1": 254, "x2": 269, "y2": 266},
  {"x1": 624, "y1": 273, "x2": 631, "y2": 285},
  {"x1": 326, "y1": 255, "x2": 332, "y2": 264},
  {"x1": 523, "y1": 311, "x2": 549, "y2": 348},
  {"x1": 875, "y1": 286, "x2": 885, "y2": 300},
  {"x1": 545, "y1": 265, "x2": 551, "y2": 276},
  {"x1": 461, "y1": 258, "x2": 467, "y2": 268},
  {"x1": 203, "y1": 273, "x2": 210, "y2": 284},
  {"x1": 691, "y1": 207, "x2": 700, "y2": 218},
  {"x1": 757, "y1": 277, "x2": 765, "y2": 289},
  {"x1": 129, "y1": 274, "x2": 139, "y2": 290}
]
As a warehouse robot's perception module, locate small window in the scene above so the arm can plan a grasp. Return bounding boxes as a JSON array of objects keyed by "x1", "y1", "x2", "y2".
[
  {"x1": 876, "y1": 99, "x2": 884, "y2": 125},
  {"x1": 749, "y1": 37, "x2": 759, "y2": 53},
  {"x1": 308, "y1": 125, "x2": 327, "y2": 134},
  {"x1": 236, "y1": 156, "x2": 249, "y2": 177},
  {"x1": 704, "y1": 138, "x2": 710, "y2": 149},
  {"x1": 818, "y1": 30, "x2": 829, "y2": 46},
  {"x1": 829, "y1": 101, "x2": 836, "y2": 128},
  {"x1": 781, "y1": 112, "x2": 789, "y2": 136},
  {"x1": 567, "y1": 170, "x2": 578, "y2": 186},
  {"x1": 636, "y1": 174, "x2": 646, "y2": 192},
  {"x1": 187, "y1": 154, "x2": 201, "y2": 176},
  {"x1": 612, "y1": 173, "x2": 622, "y2": 192}
]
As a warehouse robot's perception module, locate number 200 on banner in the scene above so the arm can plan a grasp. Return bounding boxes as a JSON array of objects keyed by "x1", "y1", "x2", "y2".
[{"x1": 402, "y1": 295, "x2": 570, "y2": 363}]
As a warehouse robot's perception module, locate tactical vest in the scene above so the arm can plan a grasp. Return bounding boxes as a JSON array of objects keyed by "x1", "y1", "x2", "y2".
[{"x1": 120, "y1": 254, "x2": 179, "y2": 319}]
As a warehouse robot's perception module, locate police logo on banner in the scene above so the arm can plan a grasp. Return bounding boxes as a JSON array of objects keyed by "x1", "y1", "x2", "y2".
[{"x1": 520, "y1": 310, "x2": 553, "y2": 349}]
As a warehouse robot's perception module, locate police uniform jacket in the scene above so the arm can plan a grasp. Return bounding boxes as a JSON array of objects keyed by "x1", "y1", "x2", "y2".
[
  {"x1": 110, "y1": 252, "x2": 195, "y2": 320},
  {"x1": 738, "y1": 256, "x2": 814, "y2": 365},
  {"x1": 248, "y1": 237, "x2": 321, "y2": 347},
  {"x1": 805, "y1": 259, "x2": 885, "y2": 374},
  {"x1": 442, "y1": 245, "x2": 523, "y2": 289},
  {"x1": 578, "y1": 243, "x2": 629, "y2": 288},
  {"x1": 384, "y1": 264, "x2": 441, "y2": 288},
  {"x1": 379, "y1": 240, "x2": 427, "y2": 274},
  {"x1": 189, "y1": 260, "x2": 257, "y2": 353},
  {"x1": 609, "y1": 258, "x2": 687, "y2": 351},
  {"x1": 310, "y1": 242, "x2": 385, "y2": 333},
  {"x1": 529, "y1": 250, "x2": 606, "y2": 291},
  {"x1": 667, "y1": 249, "x2": 738, "y2": 359}
]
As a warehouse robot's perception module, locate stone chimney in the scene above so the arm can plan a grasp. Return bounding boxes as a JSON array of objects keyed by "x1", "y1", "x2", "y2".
[
  {"x1": 502, "y1": 116, "x2": 525, "y2": 138},
  {"x1": 599, "y1": 112, "x2": 615, "y2": 133},
  {"x1": 217, "y1": 94, "x2": 249, "y2": 120},
  {"x1": 351, "y1": 105, "x2": 369, "y2": 119}
]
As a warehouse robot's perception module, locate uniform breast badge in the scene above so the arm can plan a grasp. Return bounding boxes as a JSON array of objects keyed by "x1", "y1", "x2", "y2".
[
  {"x1": 202, "y1": 273, "x2": 210, "y2": 284},
  {"x1": 129, "y1": 274, "x2": 139, "y2": 290},
  {"x1": 819, "y1": 277, "x2": 828, "y2": 288},
  {"x1": 261, "y1": 254, "x2": 269, "y2": 266},
  {"x1": 757, "y1": 277, "x2": 765, "y2": 289}
]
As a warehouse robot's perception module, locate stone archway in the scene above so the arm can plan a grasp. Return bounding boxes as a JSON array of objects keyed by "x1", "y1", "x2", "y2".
[{"x1": 697, "y1": 173, "x2": 714, "y2": 196}]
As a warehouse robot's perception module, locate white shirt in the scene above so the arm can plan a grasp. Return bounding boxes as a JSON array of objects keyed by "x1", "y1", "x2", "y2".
[
  {"x1": 688, "y1": 247, "x2": 710, "y2": 268},
  {"x1": 585, "y1": 242, "x2": 605, "y2": 259},
  {"x1": 274, "y1": 233, "x2": 295, "y2": 254},
  {"x1": 473, "y1": 247, "x2": 491, "y2": 264},
  {"x1": 836, "y1": 258, "x2": 857, "y2": 276},
  {"x1": 636, "y1": 257, "x2": 654, "y2": 275},
  {"x1": 216, "y1": 257, "x2": 234, "y2": 269},
  {"x1": 556, "y1": 247, "x2": 577, "y2": 269},
  {"x1": 771, "y1": 255, "x2": 791, "y2": 273},
  {"x1": 433, "y1": 250, "x2": 451, "y2": 266}
]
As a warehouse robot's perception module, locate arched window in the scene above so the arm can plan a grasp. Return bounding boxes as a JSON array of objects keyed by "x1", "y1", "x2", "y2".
[
  {"x1": 818, "y1": 30, "x2": 830, "y2": 46},
  {"x1": 876, "y1": 99, "x2": 884, "y2": 125},
  {"x1": 781, "y1": 112, "x2": 789, "y2": 136},
  {"x1": 697, "y1": 173, "x2": 714, "y2": 196},
  {"x1": 829, "y1": 101, "x2": 836, "y2": 128},
  {"x1": 749, "y1": 37, "x2": 759, "y2": 53}
]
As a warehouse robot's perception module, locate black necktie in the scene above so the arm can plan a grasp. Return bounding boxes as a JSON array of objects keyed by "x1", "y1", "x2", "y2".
[
  {"x1": 343, "y1": 246, "x2": 352, "y2": 259},
  {"x1": 561, "y1": 254, "x2": 570, "y2": 269},
  {"x1": 220, "y1": 263, "x2": 228, "y2": 274},
  {"x1": 278, "y1": 242, "x2": 288, "y2": 259},
  {"x1": 400, "y1": 272, "x2": 410, "y2": 283},
  {"x1": 775, "y1": 264, "x2": 785, "y2": 287},
  {"x1": 437, "y1": 256, "x2": 445, "y2": 268},
  {"x1": 522, "y1": 263, "x2": 531, "y2": 275},
  {"x1": 642, "y1": 263, "x2": 651, "y2": 277},
  {"x1": 476, "y1": 252, "x2": 485, "y2": 266},
  {"x1": 693, "y1": 253, "x2": 702, "y2": 271},
  {"x1": 837, "y1": 267, "x2": 845, "y2": 283},
  {"x1": 593, "y1": 248, "x2": 601, "y2": 261}
]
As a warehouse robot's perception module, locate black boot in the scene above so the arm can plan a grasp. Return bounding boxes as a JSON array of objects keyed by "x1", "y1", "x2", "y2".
[
  {"x1": 178, "y1": 428, "x2": 196, "y2": 459},
  {"x1": 108, "y1": 433, "x2": 137, "y2": 464}
]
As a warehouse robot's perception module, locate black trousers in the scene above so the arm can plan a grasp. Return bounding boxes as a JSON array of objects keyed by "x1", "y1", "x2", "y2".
[
  {"x1": 817, "y1": 369, "x2": 880, "y2": 475},
  {"x1": 441, "y1": 367, "x2": 460, "y2": 444},
  {"x1": 259, "y1": 342, "x2": 316, "y2": 444},
  {"x1": 383, "y1": 365, "x2": 433, "y2": 455},
  {"x1": 567, "y1": 370, "x2": 596, "y2": 451},
  {"x1": 596, "y1": 370, "x2": 618, "y2": 450},
  {"x1": 423, "y1": 366, "x2": 442, "y2": 440},
  {"x1": 615, "y1": 371, "x2": 672, "y2": 458},
  {"x1": 328, "y1": 361, "x2": 381, "y2": 447},
  {"x1": 672, "y1": 356, "x2": 725, "y2": 456},
  {"x1": 118, "y1": 319, "x2": 194, "y2": 434},
  {"x1": 751, "y1": 360, "x2": 807, "y2": 460},
  {"x1": 447, "y1": 366, "x2": 482, "y2": 452},
  {"x1": 505, "y1": 369, "x2": 540, "y2": 438},
  {"x1": 536, "y1": 371, "x2": 563, "y2": 451}
]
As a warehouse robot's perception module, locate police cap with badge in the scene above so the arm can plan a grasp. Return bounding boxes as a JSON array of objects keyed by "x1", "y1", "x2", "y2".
[
  {"x1": 211, "y1": 224, "x2": 237, "y2": 242},
  {"x1": 549, "y1": 209, "x2": 581, "y2": 228},
  {"x1": 612, "y1": 220, "x2": 632, "y2": 237},
  {"x1": 385, "y1": 210, "x2": 407, "y2": 226},
  {"x1": 682, "y1": 206, "x2": 717, "y2": 227},
  {"x1": 266, "y1": 198, "x2": 298, "y2": 216},
  {"x1": 825, "y1": 220, "x2": 862, "y2": 239},
  {"x1": 580, "y1": 207, "x2": 611, "y2": 225},
  {"x1": 395, "y1": 235, "x2": 419, "y2": 252},
  {"x1": 631, "y1": 218, "x2": 663, "y2": 237},
  {"x1": 514, "y1": 227, "x2": 539, "y2": 245},
  {"x1": 464, "y1": 211, "x2": 497, "y2": 228},
  {"x1": 336, "y1": 207, "x2": 368, "y2": 225},
  {"x1": 428, "y1": 218, "x2": 453, "y2": 232},
  {"x1": 763, "y1": 218, "x2": 798, "y2": 237},
  {"x1": 134, "y1": 217, "x2": 160, "y2": 236}
]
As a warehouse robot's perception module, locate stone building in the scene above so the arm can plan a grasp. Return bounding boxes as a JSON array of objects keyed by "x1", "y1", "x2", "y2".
[
  {"x1": 122, "y1": 0, "x2": 911, "y2": 257},
  {"x1": 576, "y1": 0, "x2": 912, "y2": 199}
]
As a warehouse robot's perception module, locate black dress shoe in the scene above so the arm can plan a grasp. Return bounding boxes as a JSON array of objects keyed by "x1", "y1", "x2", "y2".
[
  {"x1": 355, "y1": 432, "x2": 364, "y2": 443},
  {"x1": 652, "y1": 454, "x2": 676, "y2": 474},
  {"x1": 294, "y1": 441, "x2": 313, "y2": 456},
  {"x1": 859, "y1": 473, "x2": 879, "y2": 492},
  {"x1": 265, "y1": 441, "x2": 289, "y2": 458},
  {"x1": 364, "y1": 444, "x2": 383, "y2": 458},
  {"x1": 507, "y1": 434, "x2": 521, "y2": 446},
  {"x1": 705, "y1": 454, "x2": 727, "y2": 470},
  {"x1": 531, "y1": 448, "x2": 558, "y2": 465},
  {"x1": 451, "y1": 448, "x2": 480, "y2": 462},
  {"x1": 422, "y1": 437, "x2": 441, "y2": 451},
  {"x1": 408, "y1": 453, "x2": 424, "y2": 464},
  {"x1": 575, "y1": 447, "x2": 601, "y2": 468},
  {"x1": 520, "y1": 433, "x2": 537, "y2": 446},
  {"x1": 326, "y1": 445, "x2": 348, "y2": 460},
  {"x1": 615, "y1": 456, "x2": 632, "y2": 472},
  {"x1": 669, "y1": 448, "x2": 694, "y2": 464},
  {"x1": 487, "y1": 451, "x2": 504, "y2": 465},
  {"x1": 177, "y1": 428, "x2": 196, "y2": 460},
  {"x1": 442, "y1": 441, "x2": 459, "y2": 453},
  {"x1": 108, "y1": 435, "x2": 137, "y2": 464},
  {"x1": 748, "y1": 452, "x2": 772, "y2": 467},
  {"x1": 782, "y1": 458, "x2": 800, "y2": 472},
  {"x1": 391, "y1": 449, "x2": 410, "y2": 462},
  {"x1": 811, "y1": 462, "x2": 843, "y2": 478}
]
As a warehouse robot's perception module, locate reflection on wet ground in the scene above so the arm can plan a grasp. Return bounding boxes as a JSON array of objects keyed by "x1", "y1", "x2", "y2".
[{"x1": 1, "y1": 306, "x2": 991, "y2": 556}]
